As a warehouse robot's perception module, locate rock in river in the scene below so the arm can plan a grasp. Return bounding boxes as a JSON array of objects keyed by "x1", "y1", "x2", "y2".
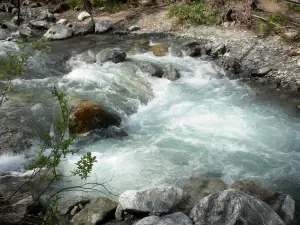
[
  {"x1": 44, "y1": 24, "x2": 73, "y2": 40},
  {"x1": 69, "y1": 101, "x2": 122, "y2": 134},
  {"x1": 96, "y1": 48, "x2": 126, "y2": 64}
]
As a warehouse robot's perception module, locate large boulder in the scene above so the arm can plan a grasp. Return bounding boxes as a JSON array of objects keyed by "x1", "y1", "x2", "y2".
[
  {"x1": 95, "y1": 20, "x2": 114, "y2": 33},
  {"x1": 73, "y1": 18, "x2": 95, "y2": 36},
  {"x1": 217, "y1": 56, "x2": 242, "y2": 79},
  {"x1": 190, "y1": 189, "x2": 286, "y2": 225},
  {"x1": 19, "y1": 24, "x2": 33, "y2": 37},
  {"x1": 44, "y1": 24, "x2": 73, "y2": 40},
  {"x1": 29, "y1": 20, "x2": 48, "y2": 29},
  {"x1": 119, "y1": 187, "x2": 185, "y2": 214},
  {"x1": 135, "y1": 212, "x2": 193, "y2": 225},
  {"x1": 71, "y1": 197, "x2": 117, "y2": 225},
  {"x1": 96, "y1": 48, "x2": 126, "y2": 64},
  {"x1": 0, "y1": 125, "x2": 35, "y2": 154},
  {"x1": 230, "y1": 180, "x2": 296, "y2": 225},
  {"x1": 69, "y1": 101, "x2": 122, "y2": 134}
]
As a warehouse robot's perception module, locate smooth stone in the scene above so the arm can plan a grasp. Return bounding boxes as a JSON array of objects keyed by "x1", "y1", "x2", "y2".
[
  {"x1": 43, "y1": 24, "x2": 73, "y2": 40},
  {"x1": 56, "y1": 18, "x2": 68, "y2": 26},
  {"x1": 96, "y1": 48, "x2": 126, "y2": 64},
  {"x1": 135, "y1": 212, "x2": 193, "y2": 225},
  {"x1": 78, "y1": 11, "x2": 91, "y2": 21},
  {"x1": 119, "y1": 187, "x2": 185, "y2": 214},
  {"x1": 95, "y1": 20, "x2": 114, "y2": 33}
]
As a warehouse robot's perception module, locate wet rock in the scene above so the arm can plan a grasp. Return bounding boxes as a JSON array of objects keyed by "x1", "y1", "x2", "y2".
[
  {"x1": 44, "y1": 24, "x2": 73, "y2": 40},
  {"x1": 29, "y1": 20, "x2": 48, "y2": 29},
  {"x1": 134, "y1": 60, "x2": 164, "y2": 78},
  {"x1": 135, "y1": 212, "x2": 193, "y2": 225},
  {"x1": 179, "y1": 177, "x2": 227, "y2": 213},
  {"x1": 95, "y1": 20, "x2": 114, "y2": 33},
  {"x1": 0, "y1": 125, "x2": 35, "y2": 154},
  {"x1": 217, "y1": 56, "x2": 242, "y2": 79},
  {"x1": 19, "y1": 24, "x2": 33, "y2": 37},
  {"x1": 162, "y1": 64, "x2": 180, "y2": 81},
  {"x1": 71, "y1": 196, "x2": 117, "y2": 225},
  {"x1": 69, "y1": 101, "x2": 122, "y2": 134},
  {"x1": 151, "y1": 44, "x2": 168, "y2": 57},
  {"x1": 73, "y1": 18, "x2": 95, "y2": 36},
  {"x1": 51, "y1": 2, "x2": 70, "y2": 13},
  {"x1": 251, "y1": 66, "x2": 272, "y2": 77},
  {"x1": 182, "y1": 41, "x2": 201, "y2": 57},
  {"x1": 105, "y1": 126, "x2": 128, "y2": 139},
  {"x1": 96, "y1": 48, "x2": 126, "y2": 64},
  {"x1": 230, "y1": 180, "x2": 296, "y2": 225},
  {"x1": 78, "y1": 11, "x2": 90, "y2": 21},
  {"x1": 11, "y1": 7, "x2": 18, "y2": 15},
  {"x1": 119, "y1": 187, "x2": 185, "y2": 214},
  {"x1": 190, "y1": 189, "x2": 285, "y2": 225},
  {"x1": 211, "y1": 43, "x2": 227, "y2": 58},
  {"x1": 56, "y1": 18, "x2": 68, "y2": 26}
]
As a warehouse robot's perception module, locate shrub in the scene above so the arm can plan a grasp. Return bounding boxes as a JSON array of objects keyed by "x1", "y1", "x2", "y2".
[{"x1": 168, "y1": 3, "x2": 219, "y2": 25}]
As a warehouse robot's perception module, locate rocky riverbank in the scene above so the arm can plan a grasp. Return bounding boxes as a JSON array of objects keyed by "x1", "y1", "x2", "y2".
[{"x1": 0, "y1": 174, "x2": 298, "y2": 225}]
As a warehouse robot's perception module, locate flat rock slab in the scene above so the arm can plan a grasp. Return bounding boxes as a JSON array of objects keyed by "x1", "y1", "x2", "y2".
[
  {"x1": 44, "y1": 24, "x2": 73, "y2": 40},
  {"x1": 119, "y1": 187, "x2": 184, "y2": 214}
]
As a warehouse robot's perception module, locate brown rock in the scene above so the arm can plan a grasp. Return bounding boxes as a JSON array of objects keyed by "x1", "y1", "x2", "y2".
[
  {"x1": 69, "y1": 101, "x2": 121, "y2": 134},
  {"x1": 151, "y1": 44, "x2": 168, "y2": 57}
]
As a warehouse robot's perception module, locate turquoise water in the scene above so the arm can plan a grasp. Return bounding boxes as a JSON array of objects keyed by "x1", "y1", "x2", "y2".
[{"x1": 1, "y1": 36, "x2": 300, "y2": 199}]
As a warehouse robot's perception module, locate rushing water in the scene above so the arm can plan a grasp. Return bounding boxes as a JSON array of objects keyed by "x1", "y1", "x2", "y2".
[{"x1": 1, "y1": 34, "x2": 300, "y2": 200}]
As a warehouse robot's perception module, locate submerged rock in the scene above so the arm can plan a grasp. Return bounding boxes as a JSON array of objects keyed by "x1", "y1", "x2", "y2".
[
  {"x1": 190, "y1": 189, "x2": 285, "y2": 225},
  {"x1": 69, "y1": 101, "x2": 122, "y2": 134},
  {"x1": 44, "y1": 24, "x2": 73, "y2": 40},
  {"x1": 135, "y1": 212, "x2": 193, "y2": 225},
  {"x1": 151, "y1": 44, "x2": 168, "y2": 57},
  {"x1": 96, "y1": 48, "x2": 126, "y2": 64},
  {"x1": 71, "y1": 197, "x2": 117, "y2": 225},
  {"x1": 119, "y1": 187, "x2": 185, "y2": 214}
]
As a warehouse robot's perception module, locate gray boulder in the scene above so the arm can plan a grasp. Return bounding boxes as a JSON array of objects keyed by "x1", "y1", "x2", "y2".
[
  {"x1": 135, "y1": 212, "x2": 193, "y2": 225},
  {"x1": 96, "y1": 48, "x2": 126, "y2": 64},
  {"x1": 162, "y1": 64, "x2": 180, "y2": 81},
  {"x1": 211, "y1": 43, "x2": 227, "y2": 58},
  {"x1": 19, "y1": 24, "x2": 32, "y2": 37},
  {"x1": 119, "y1": 187, "x2": 185, "y2": 214},
  {"x1": 44, "y1": 24, "x2": 73, "y2": 40},
  {"x1": 230, "y1": 180, "x2": 296, "y2": 225},
  {"x1": 78, "y1": 11, "x2": 90, "y2": 21},
  {"x1": 29, "y1": 20, "x2": 48, "y2": 29},
  {"x1": 73, "y1": 18, "x2": 95, "y2": 36},
  {"x1": 190, "y1": 189, "x2": 285, "y2": 225},
  {"x1": 2, "y1": 21, "x2": 18, "y2": 31},
  {"x1": 95, "y1": 20, "x2": 114, "y2": 33},
  {"x1": 217, "y1": 56, "x2": 242, "y2": 79},
  {"x1": 56, "y1": 195, "x2": 91, "y2": 215},
  {"x1": 71, "y1": 196, "x2": 117, "y2": 225},
  {"x1": 181, "y1": 41, "x2": 201, "y2": 57},
  {"x1": 56, "y1": 18, "x2": 68, "y2": 26}
]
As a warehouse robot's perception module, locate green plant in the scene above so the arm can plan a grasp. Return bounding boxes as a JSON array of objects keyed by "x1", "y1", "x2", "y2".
[
  {"x1": 0, "y1": 39, "x2": 50, "y2": 106},
  {"x1": 287, "y1": 3, "x2": 300, "y2": 12},
  {"x1": 258, "y1": 13, "x2": 287, "y2": 36},
  {"x1": 168, "y1": 3, "x2": 219, "y2": 25}
]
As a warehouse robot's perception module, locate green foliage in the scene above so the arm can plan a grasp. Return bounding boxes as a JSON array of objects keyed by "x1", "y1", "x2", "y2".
[
  {"x1": 73, "y1": 152, "x2": 97, "y2": 179},
  {"x1": 168, "y1": 2, "x2": 219, "y2": 25},
  {"x1": 0, "y1": 39, "x2": 50, "y2": 106},
  {"x1": 287, "y1": 3, "x2": 300, "y2": 12},
  {"x1": 69, "y1": 0, "x2": 82, "y2": 10},
  {"x1": 93, "y1": 0, "x2": 128, "y2": 13},
  {"x1": 259, "y1": 13, "x2": 287, "y2": 36}
]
